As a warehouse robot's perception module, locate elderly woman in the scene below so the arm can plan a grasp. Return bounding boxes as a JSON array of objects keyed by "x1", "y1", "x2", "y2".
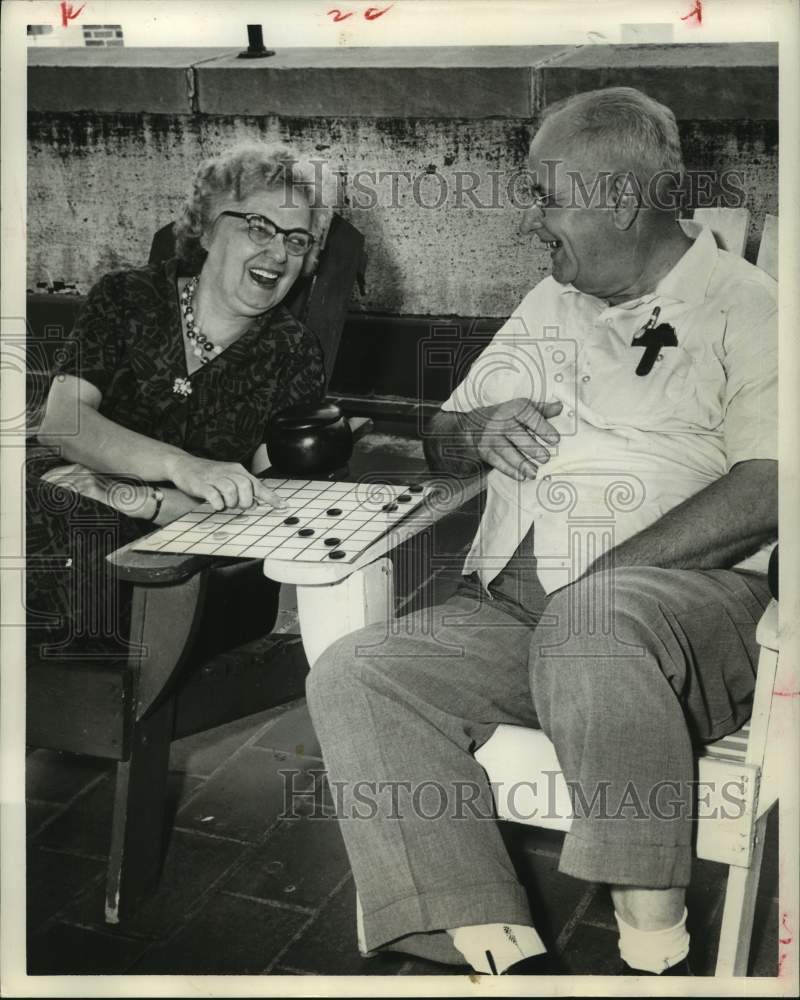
[{"x1": 27, "y1": 142, "x2": 331, "y2": 657}]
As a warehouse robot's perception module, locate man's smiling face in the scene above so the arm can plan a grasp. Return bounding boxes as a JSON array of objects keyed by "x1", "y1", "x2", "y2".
[{"x1": 521, "y1": 119, "x2": 640, "y2": 299}]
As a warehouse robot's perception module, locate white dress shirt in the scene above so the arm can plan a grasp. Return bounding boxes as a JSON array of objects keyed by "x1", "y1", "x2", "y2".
[{"x1": 441, "y1": 221, "x2": 778, "y2": 595}]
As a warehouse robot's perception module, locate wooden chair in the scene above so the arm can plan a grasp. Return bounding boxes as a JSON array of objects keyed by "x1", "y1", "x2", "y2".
[
  {"x1": 26, "y1": 214, "x2": 366, "y2": 923},
  {"x1": 262, "y1": 209, "x2": 781, "y2": 976}
]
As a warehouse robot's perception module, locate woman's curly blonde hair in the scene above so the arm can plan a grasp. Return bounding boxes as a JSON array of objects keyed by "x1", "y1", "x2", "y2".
[{"x1": 174, "y1": 143, "x2": 335, "y2": 277}]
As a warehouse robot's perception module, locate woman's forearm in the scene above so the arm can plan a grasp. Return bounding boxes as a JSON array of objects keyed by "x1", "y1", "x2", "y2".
[
  {"x1": 153, "y1": 486, "x2": 200, "y2": 525},
  {"x1": 37, "y1": 377, "x2": 185, "y2": 481},
  {"x1": 39, "y1": 463, "x2": 197, "y2": 525},
  {"x1": 100, "y1": 481, "x2": 198, "y2": 525},
  {"x1": 36, "y1": 375, "x2": 278, "y2": 512}
]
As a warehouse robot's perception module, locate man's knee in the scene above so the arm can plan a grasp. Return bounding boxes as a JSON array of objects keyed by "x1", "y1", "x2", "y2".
[{"x1": 305, "y1": 620, "x2": 407, "y2": 714}]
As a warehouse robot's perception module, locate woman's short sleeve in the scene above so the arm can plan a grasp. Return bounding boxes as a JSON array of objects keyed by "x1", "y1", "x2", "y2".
[{"x1": 53, "y1": 272, "x2": 126, "y2": 397}]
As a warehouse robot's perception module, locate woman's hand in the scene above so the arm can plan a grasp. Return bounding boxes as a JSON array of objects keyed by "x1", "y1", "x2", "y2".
[{"x1": 164, "y1": 454, "x2": 287, "y2": 512}]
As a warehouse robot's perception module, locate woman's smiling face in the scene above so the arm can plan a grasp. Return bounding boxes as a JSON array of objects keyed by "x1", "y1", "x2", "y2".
[{"x1": 200, "y1": 186, "x2": 312, "y2": 317}]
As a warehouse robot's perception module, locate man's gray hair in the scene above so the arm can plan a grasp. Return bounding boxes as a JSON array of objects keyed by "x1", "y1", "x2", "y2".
[{"x1": 541, "y1": 86, "x2": 685, "y2": 187}]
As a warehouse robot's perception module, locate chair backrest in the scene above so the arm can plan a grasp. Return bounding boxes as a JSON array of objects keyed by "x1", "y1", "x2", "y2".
[
  {"x1": 691, "y1": 208, "x2": 780, "y2": 786},
  {"x1": 692, "y1": 207, "x2": 750, "y2": 256},
  {"x1": 756, "y1": 213, "x2": 778, "y2": 279},
  {"x1": 692, "y1": 207, "x2": 778, "y2": 281},
  {"x1": 148, "y1": 214, "x2": 365, "y2": 390}
]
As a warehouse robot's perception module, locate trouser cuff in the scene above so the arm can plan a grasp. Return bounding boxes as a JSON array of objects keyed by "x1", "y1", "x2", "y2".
[
  {"x1": 558, "y1": 834, "x2": 692, "y2": 887},
  {"x1": 362, "y1": 881, "x2": 532, "y2": 959}
]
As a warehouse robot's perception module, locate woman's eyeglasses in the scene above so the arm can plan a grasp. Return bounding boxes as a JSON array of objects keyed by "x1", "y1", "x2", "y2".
[{"x1": 216, "y1": 211, "x2": 316, "y2": 256}]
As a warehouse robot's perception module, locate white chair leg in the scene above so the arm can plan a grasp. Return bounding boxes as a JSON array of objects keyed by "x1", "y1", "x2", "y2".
[
  {"x1": 715, "y1": 809, "x2": 770, "y2": 976},
  {"x1": 295, "y1": 557, "x2": 394, "y2": 669}
]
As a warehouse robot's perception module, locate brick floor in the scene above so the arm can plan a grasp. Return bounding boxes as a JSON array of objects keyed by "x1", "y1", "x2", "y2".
[
  {"x1": 23, "y1": 430, "x2": 781, "y2": 981},
  {"x1": 24, "y1": 692, "x2": 780, "y2": 979}
]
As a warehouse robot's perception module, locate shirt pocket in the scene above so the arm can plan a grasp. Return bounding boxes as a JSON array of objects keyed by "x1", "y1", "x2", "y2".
[{"x1": 580, "y1": 340, "x2": 722, "y2": 430}]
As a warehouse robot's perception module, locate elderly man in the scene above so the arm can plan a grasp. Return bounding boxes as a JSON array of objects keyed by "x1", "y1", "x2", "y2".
[{"x1": 306, "y1": 87, "x2": 777, "y2": 976}]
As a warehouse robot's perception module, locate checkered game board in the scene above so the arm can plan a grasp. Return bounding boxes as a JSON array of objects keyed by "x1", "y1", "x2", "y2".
[{"x1": 133, "y1": 478, "x2": 433, "y2": 565}]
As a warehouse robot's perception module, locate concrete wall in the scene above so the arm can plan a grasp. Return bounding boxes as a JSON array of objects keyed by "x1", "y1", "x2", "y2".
[{"x1": 28, "y1": 44, "x2": 778, "y2": 318}]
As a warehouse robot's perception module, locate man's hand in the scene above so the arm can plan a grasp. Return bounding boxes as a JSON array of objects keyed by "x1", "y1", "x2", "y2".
[
  {"x1": 464, "y1": 398, "x2": 563, "y2": 480},
  {"x1": 424, "y1": 398, "x2": 563, "y2": 479},
  {"x1": 164, "y1": 454, "x2": 287, "y2": 512}
]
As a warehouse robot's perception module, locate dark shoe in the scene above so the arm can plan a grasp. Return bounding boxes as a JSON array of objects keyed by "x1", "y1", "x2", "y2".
[
  {"x1": 501, "y1": 952, "x2": 563, "y2": 975},
  {"x1": 620, "y1": 956, "x2": 692, "y2": 976}
]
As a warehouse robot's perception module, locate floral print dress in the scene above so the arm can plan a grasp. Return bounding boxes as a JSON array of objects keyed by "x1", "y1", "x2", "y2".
[{"x1": 26, "y1": 258, "x2": 325, "y2": 659}]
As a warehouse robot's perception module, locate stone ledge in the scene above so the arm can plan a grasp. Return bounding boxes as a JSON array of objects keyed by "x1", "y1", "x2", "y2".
[
  {"x1": 196, "y1": 64, "x2": 535, "y2": 118},
  {"x1": 27, "y1": 48, "x2": 232, "y2": 114},
  {"x1": 27, "y1": 43, "x2": 778, "y2": 119},
  {"x1": 541, "y1": 44, "x2": 778, "y2": 120}
]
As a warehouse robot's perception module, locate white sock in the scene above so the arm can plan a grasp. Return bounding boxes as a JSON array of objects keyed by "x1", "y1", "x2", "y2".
[
  {"x1": 447, "y1": 923, "x2": 547, "y2": 974},
  {"x1": 356, "y1": 893, "x2": 373, "y2": 957},
  {"x1": 615, "y1": 908, "x2": 690, "y2": 974}
]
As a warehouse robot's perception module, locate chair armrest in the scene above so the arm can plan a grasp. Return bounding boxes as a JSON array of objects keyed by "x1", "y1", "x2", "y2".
[
  {"x1": 348, "y1": 415, "x2": 373, "y2": 441},
  {"x1": 263, "y1": 473, "x2": 485, "y2": 586},
  {"x1": 107, "y1": 539, "x2": 219, "y2": 586},
  {"x1": 756, "y1": 599, "x2": 779, "y2": 651}
]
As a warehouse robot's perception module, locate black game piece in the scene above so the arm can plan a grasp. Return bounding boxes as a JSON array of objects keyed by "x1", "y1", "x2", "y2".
[
  {"x1": 283, "y1": 516, "x2": 299, "y2": 525},
  {"x1": 324, "y1": 537, "x2": 341, "y2": 546},
  {"x1": 329, "y1": 549, "x2": 346, "y2": 559},
  {"x1": 298, "y1": 528, "x2": 314, "y2": 537},
  {"x1": 326, "y1": 507, "x2": 343, "y2": 516},
  {"x1": 382, "y1": 502, "x2": 398, "y2": 512},
  {"x1": 397, "y1": 494, "x2": 412, "y2": 503},
  {"x1": 408, "y1": 484, "x2": 424, "y2": 493}
]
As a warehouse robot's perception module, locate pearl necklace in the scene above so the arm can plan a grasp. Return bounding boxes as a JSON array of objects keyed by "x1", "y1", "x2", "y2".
[{"x1": 179, "y1": 276, "x2": 223, "y2": 364}]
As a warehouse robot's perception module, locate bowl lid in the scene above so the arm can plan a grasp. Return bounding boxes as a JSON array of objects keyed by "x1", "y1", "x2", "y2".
[{"x1": 270, "y1": 401, "x2": 344, "y2": 431}]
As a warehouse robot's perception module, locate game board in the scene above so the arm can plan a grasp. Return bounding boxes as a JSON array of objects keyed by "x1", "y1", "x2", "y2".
[{"x1": 133, "y1": 478, "x2": 433, "y2": 565}]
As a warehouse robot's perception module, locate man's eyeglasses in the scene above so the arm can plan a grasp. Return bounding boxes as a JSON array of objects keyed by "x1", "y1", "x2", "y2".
[
  {"x1": 530, "y1": 190, "x2": 561, "y2": 212},
  {"x1": 216, "y1": 211, "x2": 316, "y2": 256}
]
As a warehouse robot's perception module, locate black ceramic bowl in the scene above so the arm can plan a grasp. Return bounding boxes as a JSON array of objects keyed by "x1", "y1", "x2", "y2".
[{"x1": 266, "y1": 401, "x2": 354, "y2": 478}]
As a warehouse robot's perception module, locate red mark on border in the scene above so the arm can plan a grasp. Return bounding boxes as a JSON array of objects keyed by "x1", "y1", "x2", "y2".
[
  {"x1": 60, "y1": 1, "x2": 86, "y2": 27},
  {"x1": 773, "y1": 689, "x2": 800, "y2": 697},
  {"x1": 778, "y1": 912, "x2": 794, "y2": 977},
  {"x1": 680, "y1": 0, "x2": 703, "y2": 25},
  {"x1": 327, "y1": 4, "x2": 393, "y2": 22},
  {"x1": 364, "y1": 4, "x2": 394, "y2": 19}
]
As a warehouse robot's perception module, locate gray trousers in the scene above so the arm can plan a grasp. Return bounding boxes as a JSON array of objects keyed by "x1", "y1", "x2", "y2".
[{"x1": 305, "y1": 566, "x2": 771, "y2": 962}]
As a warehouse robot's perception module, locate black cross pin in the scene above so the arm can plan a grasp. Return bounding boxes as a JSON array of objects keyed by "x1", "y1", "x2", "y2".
[{"x1": 631, "y1": 307, "x2": 677, "y2": 376}]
